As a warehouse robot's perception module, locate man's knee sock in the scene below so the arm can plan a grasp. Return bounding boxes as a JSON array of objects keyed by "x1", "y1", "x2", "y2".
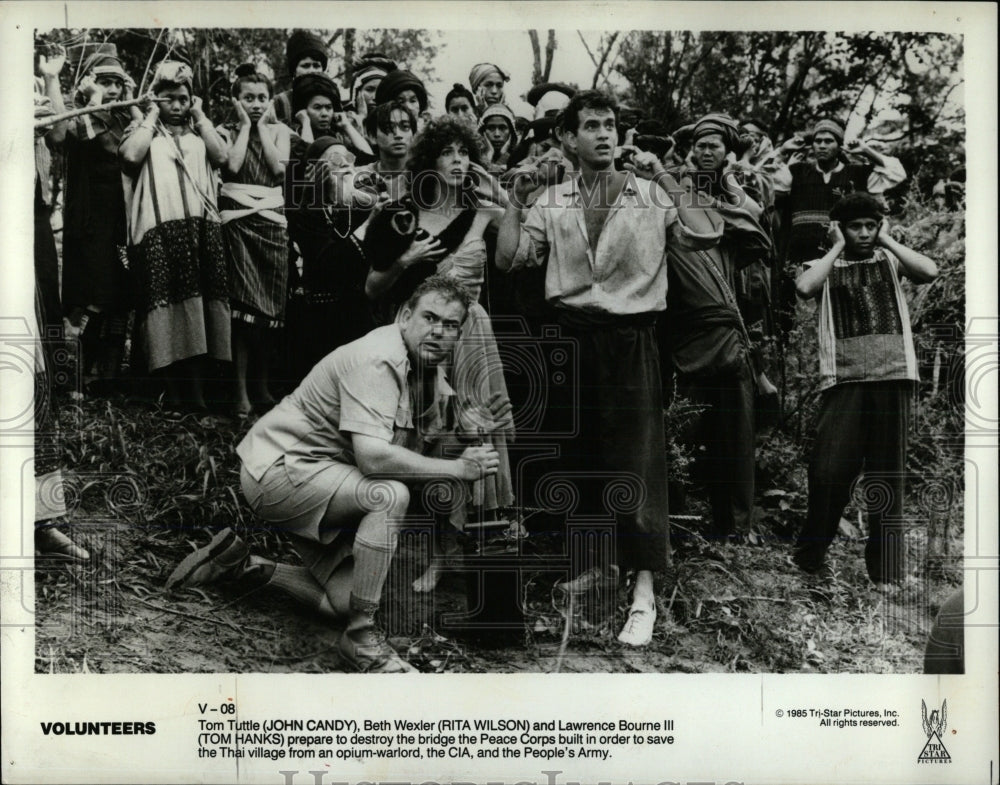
[
  {"x1": 350, "y1": 534, "x2": 396, "y2": 609},
  {"x1": 263, "y1": 562, "x2": 337, "y2": 618}
]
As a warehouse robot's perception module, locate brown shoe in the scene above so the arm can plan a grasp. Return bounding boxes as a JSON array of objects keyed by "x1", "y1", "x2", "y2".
[
  {"x1": 165, "y1": 529, "x2": 248, "y2": 590},
  {"x1": 337, "y1": 626, "x2": 417, "y2": 673}
]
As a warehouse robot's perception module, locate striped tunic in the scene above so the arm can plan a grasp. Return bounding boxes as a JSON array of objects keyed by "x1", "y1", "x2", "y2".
[
  {"x1": 217, "y1": 124, "x2": 289, "y2": 328},
  {"x1": 121, "y1": 122, "x2": 230, "y2": 371},
  {"x1": 811, "y1": 247, "x2": 919, "y2": 391}
]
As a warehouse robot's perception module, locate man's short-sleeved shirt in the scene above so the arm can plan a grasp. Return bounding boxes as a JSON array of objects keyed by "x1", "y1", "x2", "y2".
[
  {"x1": 517, "y1": 174, "x2": 680, "y2": 314},
  {"x1": 237, "y1": 325, "x2": 413, "y2": 484}
]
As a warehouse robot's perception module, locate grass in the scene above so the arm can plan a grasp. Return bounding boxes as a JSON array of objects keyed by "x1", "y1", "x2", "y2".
[{"x1": 33, "y1": 390, "x2": 961, "y2": 674}]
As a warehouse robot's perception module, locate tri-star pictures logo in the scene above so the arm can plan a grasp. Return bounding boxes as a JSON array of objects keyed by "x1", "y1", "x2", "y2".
[{"x1": 918, "y1": 699, "x2": 951, "y2": 763}]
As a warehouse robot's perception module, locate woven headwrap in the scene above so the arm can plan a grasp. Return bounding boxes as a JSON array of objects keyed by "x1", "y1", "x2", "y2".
[
  {"x1": 740, "y1": 117, "x2": 770, "y2": 136},
  {"x1": 350, "y1": 53, "x2": 396, "y2": 104},
  {"x1": 291, "y1": 73, "x2": 342, "y2": 114},
  {"x1": 692, "y1": 112, "x2": 741, "y2": 151},
  {"x1": 810, "y1": 118, "x2": 845, "y2": 143},
  {"x1": 151, "y1": 60, "x2": 193, "y2": 93},
  {"x1": 304, "y1": 135, "x2": 343, "y2": 161},
  {"x1": 74, "y1": 53, "x2": 130, "y2": 109},
  {"x1": 306, "y1": 137, "x2": 356, "y2": 174},
  {"x1": 468, "y1": 63, "x2": 509, "y2": 93},
  {"x1": 83, "y1": 52, "x2": 127, "y2": 83},
  {"x1": 286, "y1": 30, "x2": 328, "y2": 74},
  {"x1": 479, "y1": 103, "x2": 516, "y2": 137},
  {"x1": 374, "y1": 69, "x2": 427, "y2": 111},
  {"x1": 829, "y1": 192, "x2": 883, "y2": 224},
  {"x1": 351, "y1": 65, "x2": 388, "y2": 103}
]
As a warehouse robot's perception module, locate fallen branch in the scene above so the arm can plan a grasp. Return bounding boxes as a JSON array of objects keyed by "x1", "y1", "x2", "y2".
[
  {"x1": 706, "y1": 595, "x2": 793, "y2": 603},
  {"x1": 553, "y1": 591, "x2": 574, "y2": 673},
  {"x1": 133, "y1": 595, "x2": 279, "y2": 637}
]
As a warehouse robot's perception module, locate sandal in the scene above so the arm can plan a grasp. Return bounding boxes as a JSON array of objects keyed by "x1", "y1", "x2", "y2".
[
  {"x1": 554, "y1": 564, "x2": 620, "y2": 597},
  {"x1": 338, "y1": 627, "x2": 417, "y2": 673},
  {"x1": 161, "y1": 406, "x2": 186, "y2": 422}
]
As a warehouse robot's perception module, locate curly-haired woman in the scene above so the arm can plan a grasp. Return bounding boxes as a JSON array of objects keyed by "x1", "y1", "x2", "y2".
[{"x1": 363, "y1": 117, "x2": 530, "y2": 589}]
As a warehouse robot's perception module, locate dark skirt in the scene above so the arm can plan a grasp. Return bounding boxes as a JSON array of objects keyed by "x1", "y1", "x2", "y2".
[
  {"x1": 544, "y1": 311, "x2": 672, "y2": 572},
  {"x1": 62, "y1": 179, "x2": 130, "y2": 313},
  {"x1": 130, "y1": 217, "x2": 231, "y2": 371}
]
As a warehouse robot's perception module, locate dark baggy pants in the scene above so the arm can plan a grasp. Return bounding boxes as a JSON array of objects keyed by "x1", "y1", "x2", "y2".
[
  {"x1": 795, "y1": 380, "x2": 912, "y2": 583},
  {"x1": 548, "y1": 313, "x2": 672, "y2": 573},
  {"x1": 676, "y1": 359, "x2": 756, "y2": 537},
  {"x1": 35, "y1": 199, "x2": 62, "y2": 346}
]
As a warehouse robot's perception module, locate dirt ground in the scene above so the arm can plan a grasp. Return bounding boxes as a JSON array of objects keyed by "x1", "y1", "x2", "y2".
[{"x1": 34, "y1": 395, "x2": 961, "y2": 675}]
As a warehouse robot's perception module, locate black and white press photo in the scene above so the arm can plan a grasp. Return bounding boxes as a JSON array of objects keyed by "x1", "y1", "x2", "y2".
[
  {"x1": 2, "y1": 4, "x2": 996, "y2": 784},
  {"x1": 22, "y1": 21, "x2": 971, "y2": 676}
]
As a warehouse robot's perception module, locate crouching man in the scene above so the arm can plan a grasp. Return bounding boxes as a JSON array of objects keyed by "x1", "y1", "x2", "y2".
[{"x1": 166, "y1": 276, "x2": 499, "y2": 673}]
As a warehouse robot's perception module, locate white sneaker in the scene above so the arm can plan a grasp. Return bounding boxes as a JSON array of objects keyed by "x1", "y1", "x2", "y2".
[{"x1": 617, "y1": 603, "x2": 655, "y2": 647}]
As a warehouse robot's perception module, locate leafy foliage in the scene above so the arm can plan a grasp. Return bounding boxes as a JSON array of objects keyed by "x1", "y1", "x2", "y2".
[
  {"x1": 37, "y1": 27, "x2": 439, "y2": 117},
  {"x1": 613, "y1": 31, "x2": 963, "y2": 187}
]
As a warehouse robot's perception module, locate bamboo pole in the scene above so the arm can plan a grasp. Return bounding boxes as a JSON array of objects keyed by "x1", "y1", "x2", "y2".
[{"x1": 34, "y1": 96, "x2": 149, "y2": 129}]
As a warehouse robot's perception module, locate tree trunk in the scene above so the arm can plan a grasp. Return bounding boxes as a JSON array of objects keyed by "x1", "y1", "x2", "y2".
[
  {"x1": 774, "y1": 33, "x2": 821, "y2": 139},
  {"x1": 529, "y1": 30, "x2": 542, "y2": 85},
  {"x1": 543, "y1": 29, "x2": 556, "y2": 82},
  {"x1": 343, "y1": 28, "x2": 356, "y2": 85}
]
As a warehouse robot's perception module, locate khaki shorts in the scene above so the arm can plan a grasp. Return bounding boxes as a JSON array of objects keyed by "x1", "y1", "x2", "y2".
[
  {"x1": 240, "y1": 457, "x2": 361, "y2": 544},
  {"x1": 241, "y1": 457, "x2": 363, "y2": 581}
]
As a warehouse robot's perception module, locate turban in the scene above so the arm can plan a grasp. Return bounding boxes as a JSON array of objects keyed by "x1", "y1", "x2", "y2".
[
  {"x1": 351, "y1": 66, "x2": 388, "y2": 101},
  {"x1": 151, "y1": 60, "x2": 193, "y2": 93},
  {"x1": 305, "y1": 135, "x2": 353, "y2": 164},
  {"x1": 469, "y1": 63, "x2": 509, "y2": 93},
  {"x1": 83, "y1": 50, "x2": 127, "y2": 83},
  {"x1": 829, "y1": 192, "x2": 883, "y2": 224},
  {"x1": 526, "y1": 82, "x2": 575, "y2": 120},
  {"x1": 350, "y1": 53, "x2": 396, "y2": 103},
  {"x1": 479, "y1": 103, "x2": 516, "y2": 136},
  {"x1": 74, "y1": 52, "x2": 130, "y2": 109},
  {"x1": 692, "y1": 112, "x2": 741, "y2": 151},
  {"x1": 810, "y1": 118, "x2": 845, "y2": 143},
  {"x1": 740, "y1": 117, "x2": 770, "y2": 136},
  {"x1": 374, "y1": 69, "x2": 428, "y2": 111},
  {"x1": 291, "y1": 73, "x2": 342, "y2": 114},
  {"x1": 286, "y1": 30, "x2": 328, "y2": 74}
]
